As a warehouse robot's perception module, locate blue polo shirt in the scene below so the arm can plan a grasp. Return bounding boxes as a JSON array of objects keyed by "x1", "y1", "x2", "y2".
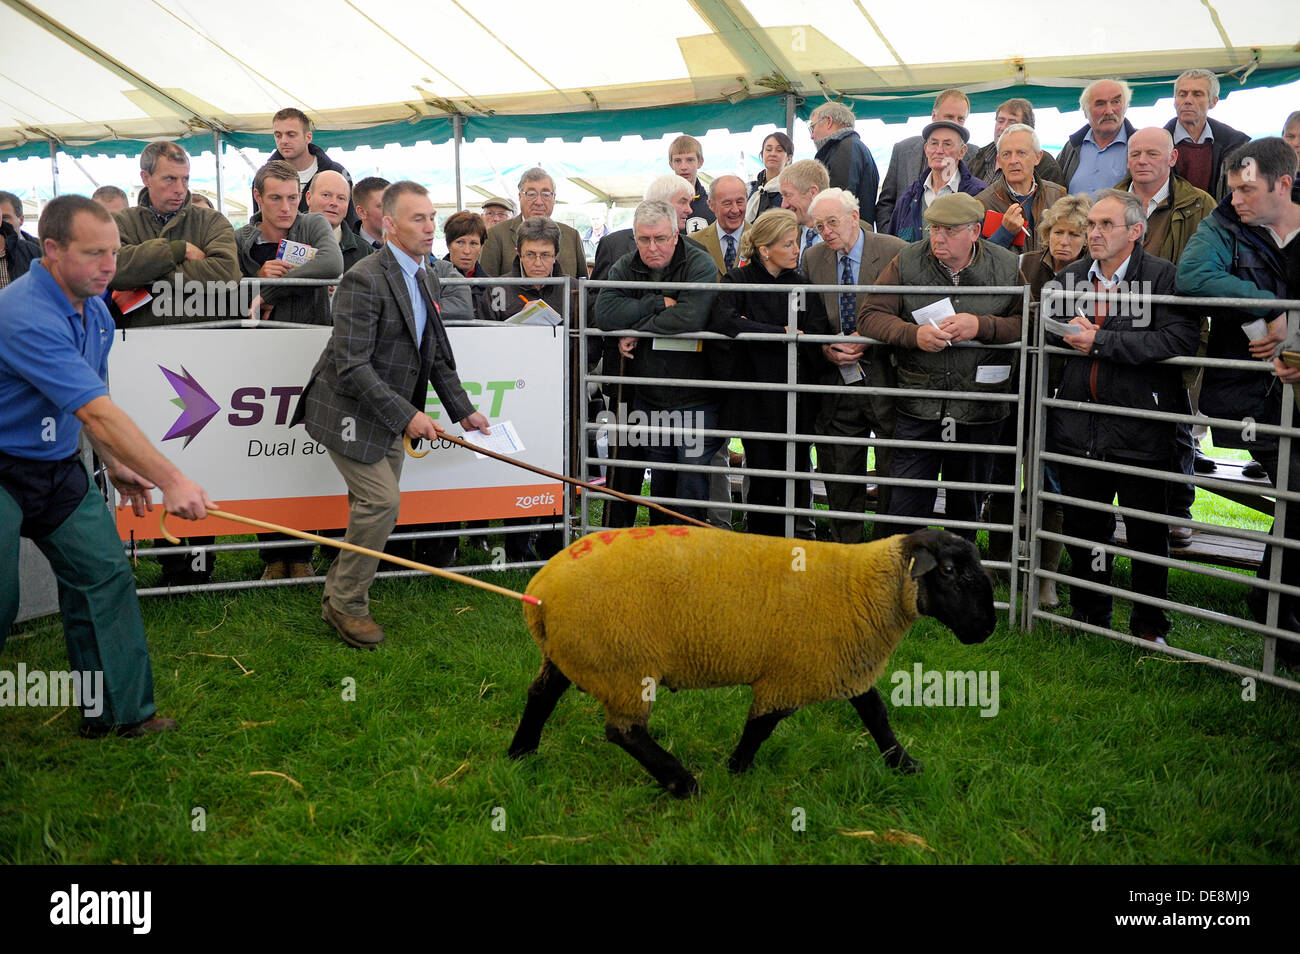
[
  {"x1": 1068, "y1": 125, "x2": 1131, "y2": 197},
  {"x1": 0, "y1": 261, "x2": 113, "y2": 460}
]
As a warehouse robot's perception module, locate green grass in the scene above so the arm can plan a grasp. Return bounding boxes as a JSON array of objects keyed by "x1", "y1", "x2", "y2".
[{"x1": 3, "y1": 533, "x2": 1298, "y2": 864}]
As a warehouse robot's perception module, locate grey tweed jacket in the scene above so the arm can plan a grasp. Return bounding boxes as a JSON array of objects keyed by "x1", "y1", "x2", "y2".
[{"x1": 292, "y1": 244, "x2": 476, "y2": 463}]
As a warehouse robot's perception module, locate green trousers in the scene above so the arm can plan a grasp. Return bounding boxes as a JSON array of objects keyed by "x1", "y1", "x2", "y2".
[{"x1": 1, "y1": 481, "x2": 156, "y2": 730}]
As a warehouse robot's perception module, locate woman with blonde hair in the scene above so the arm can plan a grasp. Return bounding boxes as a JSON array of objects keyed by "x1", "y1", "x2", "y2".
[{"x1": 709, "y1": 208, "x2": 824, "y2": 537}]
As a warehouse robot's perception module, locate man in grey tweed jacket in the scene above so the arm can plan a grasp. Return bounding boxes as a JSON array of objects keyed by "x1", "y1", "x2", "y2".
[{"x1": 292, "y1": 181, "x2": 490, "y2": 648}]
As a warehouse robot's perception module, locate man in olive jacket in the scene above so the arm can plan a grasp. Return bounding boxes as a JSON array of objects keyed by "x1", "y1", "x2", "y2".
[
  {"x1": 860, "y1": 193, "x2": 1022, "y2": 543},
  {"x1": 593, "y1": 199, "x2": 723, "y2": 525},
  {"x1": 111, "y1": 141, "x2": 240, "y2": 325}
]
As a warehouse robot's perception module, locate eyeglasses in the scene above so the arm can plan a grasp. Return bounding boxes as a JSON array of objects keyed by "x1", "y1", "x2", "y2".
[
  {"x1": 1086, "y1": 219, "x2": 1129, "y2": 234},
  {"x1": 521, "y1": 190, "x2": 555, "y2": 201},
  {"x1": 812, "y1": 215, "x2": 847, "y2": 234},
  {"x1": 519, "y1": 250, "x2": 556, "y2": 263},
  {"x1": 923, "y1": 224, "x2": 976, "y2": 238},
  {"x1": 634, "y1": 234, "x2": 676, "y2": 248}
]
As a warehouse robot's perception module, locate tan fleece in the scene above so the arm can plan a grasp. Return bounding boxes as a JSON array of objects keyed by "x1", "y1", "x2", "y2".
[{"x1": 523, "y1": 527, "x2": 920, "y2": 730}]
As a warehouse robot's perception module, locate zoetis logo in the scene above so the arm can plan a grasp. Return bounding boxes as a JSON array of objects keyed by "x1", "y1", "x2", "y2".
[{"x1": 159, "y1": 365, "x2": 220, "y2": 447}]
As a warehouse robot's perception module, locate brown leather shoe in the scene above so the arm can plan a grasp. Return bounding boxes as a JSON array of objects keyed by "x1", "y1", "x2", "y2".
[
  {"x1": 322, "y1": 600, "x2": 385, "y2": 649},
  {"x1": 261, "y1": 560, "x2": 287, "y2": 580},
  {"x1": 287, "y1": 561, "x2": 315, "y2": 579},
  {"x1": 1169, "y1": 525, "x2": 1193, "y2": 548}
]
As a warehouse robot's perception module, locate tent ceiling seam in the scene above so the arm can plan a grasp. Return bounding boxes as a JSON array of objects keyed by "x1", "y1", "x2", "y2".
[
  {"x1": 448, "y1": 0, "x2": 573, "y2": 105},
  {"x1": 3, "y1": 0, "x2": 229, "y2": 133},
  {"x1": 851, "y1": 0, "x2": 915, "y2": 86},
  {"x1": 343, "y1": 0, "x2": 475, "y2": 105}
]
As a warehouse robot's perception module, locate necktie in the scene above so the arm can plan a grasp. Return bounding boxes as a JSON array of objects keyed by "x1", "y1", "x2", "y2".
[
  {"x1": 724, "y1": 234, "x2": 736, "y2": 271},
  {"x1": 839, "y1": 254, "x2": 857, "y2": 335},
  {"x1": 1088, "y1": 279, "x2": 1110, "y2": 402},
  {"x1": 805, "y1": 229, "x2": 816, "y2": 251}
]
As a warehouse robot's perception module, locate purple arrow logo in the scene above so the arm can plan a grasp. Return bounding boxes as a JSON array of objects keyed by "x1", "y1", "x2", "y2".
[{"x1": 159, "y1": 365, "x2": 220, "y2": 447}]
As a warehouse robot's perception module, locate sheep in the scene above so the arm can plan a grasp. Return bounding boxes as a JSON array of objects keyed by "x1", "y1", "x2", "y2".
[{"x1": 507, "y1": 525, "x2": 996, "y2": 797}]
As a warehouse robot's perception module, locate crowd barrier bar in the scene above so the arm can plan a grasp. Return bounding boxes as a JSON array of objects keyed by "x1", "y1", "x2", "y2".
[{"x1": 1025, "y1": 287, "x2": 1300, "y2": 686}]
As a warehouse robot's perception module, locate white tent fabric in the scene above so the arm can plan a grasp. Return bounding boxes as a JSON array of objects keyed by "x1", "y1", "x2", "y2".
[{"x1": 2, "y1": 0, "x2": 1298, "y2": 151}]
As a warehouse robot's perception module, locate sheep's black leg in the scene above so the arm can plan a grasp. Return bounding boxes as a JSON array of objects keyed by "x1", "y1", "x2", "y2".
[
  {"x1": 605, "y1": 724, "x2": 698, "y2": 798},
  {"x1": 849, "y1": 687, "x2": 921, "y2": 774},
  {"x1": 508, "y1": 659, "x2": 571, "y2": 759},
  {"x1": 728, "y1": 708, "x2": 794, "y2": 774}
]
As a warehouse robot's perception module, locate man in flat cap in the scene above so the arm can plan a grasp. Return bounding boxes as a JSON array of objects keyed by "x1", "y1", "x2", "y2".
[
  {"x1": 480, "y1": 197, "x2": 515, "y2": 230},
  {"x1": 860, "y1": 192, "x2": 1022, "y2": 543}
]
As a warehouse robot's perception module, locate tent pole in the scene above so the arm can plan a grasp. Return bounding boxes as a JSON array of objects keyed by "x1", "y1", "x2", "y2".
[
  {"x1": 785, "y1": 93, "x2": 795, "y2": 139},
  {"x1": 213, "y1": 131, "x2": 224, "y2": 215},
  {"x1": 453, "y1": 115, "x2": 464, "y2": 212},
  {"x1": 49, "y1": 139, "x2": 60, "y2": 197}
]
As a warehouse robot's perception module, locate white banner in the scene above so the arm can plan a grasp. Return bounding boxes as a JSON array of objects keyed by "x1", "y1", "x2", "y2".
[{"x1": 108, "y1": 326, "x2": 565, "y2": 539}]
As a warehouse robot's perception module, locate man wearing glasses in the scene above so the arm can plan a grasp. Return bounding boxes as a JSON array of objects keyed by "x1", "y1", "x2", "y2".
[
  {"x1": 860, "y1": 193, "x2": 1022, "y2": 545},
  {"x1": 593, "y1": 200, "x2": 724, "y2": 525},
  {"x1": 803, "y1": 188, "x2": 906, "y2": 543},
  {"x1": 479, "y1": 167, "x2": 587, "y2": 279},
  {"x1": 810, "y1": 102, "x2": 880, "y2": 229},
  {"x1": 1047, "y1": 189, "x2": 1196, "y2": 645}
]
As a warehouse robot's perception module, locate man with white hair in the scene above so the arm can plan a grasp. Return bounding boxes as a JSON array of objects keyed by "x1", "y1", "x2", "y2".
[
  {"x1": 590, "y1": 175, "x2": 708, "y2": 528},
  {"x1": 803, "y1": 187, "x2": 905, "y2": 542},
  {"x1": 1162, "y1": 68, "x2": 1250, "y2": 201},
  {"x1": 968, "y1": 98, "x2": 1065, "y2": 187},
  {"x1": 810, "y1": 101, "x2": 880, "y2": 227},
  {"x1": 1059, "y1": 79, "x2": 1137, "y2": 196},
  {"x1": 975, "y1": 123, "x2": 1065, "y2": 253},
  {"x1": 594, "y1": 200, "x2": 724, "y2": 525}
]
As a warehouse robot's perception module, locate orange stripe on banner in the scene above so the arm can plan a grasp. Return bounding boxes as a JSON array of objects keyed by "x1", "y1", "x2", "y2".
[{"x1": 117, "y1": 484, "x2": 564, "y2": 540}]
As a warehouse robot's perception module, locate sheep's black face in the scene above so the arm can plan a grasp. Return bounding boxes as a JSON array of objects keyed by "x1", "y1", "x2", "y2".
[{"x1": 905, "y1": 529, "x2": 995, "y2": 644}]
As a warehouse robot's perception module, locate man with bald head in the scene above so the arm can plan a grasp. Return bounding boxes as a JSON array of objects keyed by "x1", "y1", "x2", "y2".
[
  {"x1": 307, "y1": 170, "x2": 372, "y2": 272},
  {"x1": 692, "y1": 175, "x2": 749, "y2": 275},
  {"x1": 1117, "y1": 127, "x2": 1216, "y2": 266},
  {"x1": 1059, "y1": 79, "x2": 1138, "y2": 196}
]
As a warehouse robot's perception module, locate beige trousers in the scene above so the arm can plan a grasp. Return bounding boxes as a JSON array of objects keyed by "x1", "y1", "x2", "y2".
[{"x1": 324, "y1": 437, "x2": 406, "y2": 617}]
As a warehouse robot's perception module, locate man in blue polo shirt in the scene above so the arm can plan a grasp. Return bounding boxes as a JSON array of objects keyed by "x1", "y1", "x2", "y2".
[
  {"x1": 1058, "y1": 79, "x2": 1137, "y2": 197},
  {"x1": 0, "y1": 195, "x2": 212, "y2": 737}
]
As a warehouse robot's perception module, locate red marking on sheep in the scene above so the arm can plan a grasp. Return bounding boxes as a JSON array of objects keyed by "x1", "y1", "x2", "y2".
[{"x1": 566, "y1": 525, "x2": 694, "y2": 559}]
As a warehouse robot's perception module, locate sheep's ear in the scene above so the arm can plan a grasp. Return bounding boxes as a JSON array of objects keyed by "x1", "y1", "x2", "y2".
[{"x1": 909, "y1": 549, "x2": 937, "y2": 579}]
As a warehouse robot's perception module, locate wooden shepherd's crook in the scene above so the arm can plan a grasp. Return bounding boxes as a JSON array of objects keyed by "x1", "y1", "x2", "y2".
[
  {"x1": 404, "y1": 433, "x2": 713, "y2": 531},
  {"x1": 159, "y1": 508, "x2": 540, "y2": 606}
]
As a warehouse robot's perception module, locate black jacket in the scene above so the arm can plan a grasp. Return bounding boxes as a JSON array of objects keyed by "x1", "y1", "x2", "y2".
[
  {"x1": 253, "y1": 142, "x2": 359, "y2": 229},
  {"x1": 1047, "y1": 243, "x2": 1198, "y2": 463},
  {"x1": 594, "y1": 237, "x2": 720, "y2": 409},
  {"x1": 1, "y1": 221, "x2": 39, "y2": 281},
  {"x1": 708, "y1": 260, "x2": 824, "y2": 431},
  {"x1": 476, "y1": 259, "x2": 570, "y2": 322}
]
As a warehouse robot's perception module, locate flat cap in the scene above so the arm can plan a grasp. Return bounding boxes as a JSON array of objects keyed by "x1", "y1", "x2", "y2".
[
  {"x1": 921, "y1": 120, "x2": 971, "y2": 144},
  {"x1": 923, "y1": 193, "x2": 985, "y2": 227},
  {"x1": 481, "y1": 196, "x2": 516, "y2": 213}
]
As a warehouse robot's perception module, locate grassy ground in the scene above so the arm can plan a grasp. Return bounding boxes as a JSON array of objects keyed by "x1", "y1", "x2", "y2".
[{"x1": 3, "y1": 515, "x2": 1298, "y2": 865}]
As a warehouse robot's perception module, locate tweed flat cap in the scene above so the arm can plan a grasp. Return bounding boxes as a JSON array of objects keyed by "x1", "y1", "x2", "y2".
[{"x1": 923, "y1": 193, "x2": 985, "y2": 226}]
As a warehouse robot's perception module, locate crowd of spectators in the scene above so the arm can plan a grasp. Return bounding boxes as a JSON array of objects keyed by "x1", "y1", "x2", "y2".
[{"x1": 6, "y1": 70, "x2": 1299, "y2": 661}]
